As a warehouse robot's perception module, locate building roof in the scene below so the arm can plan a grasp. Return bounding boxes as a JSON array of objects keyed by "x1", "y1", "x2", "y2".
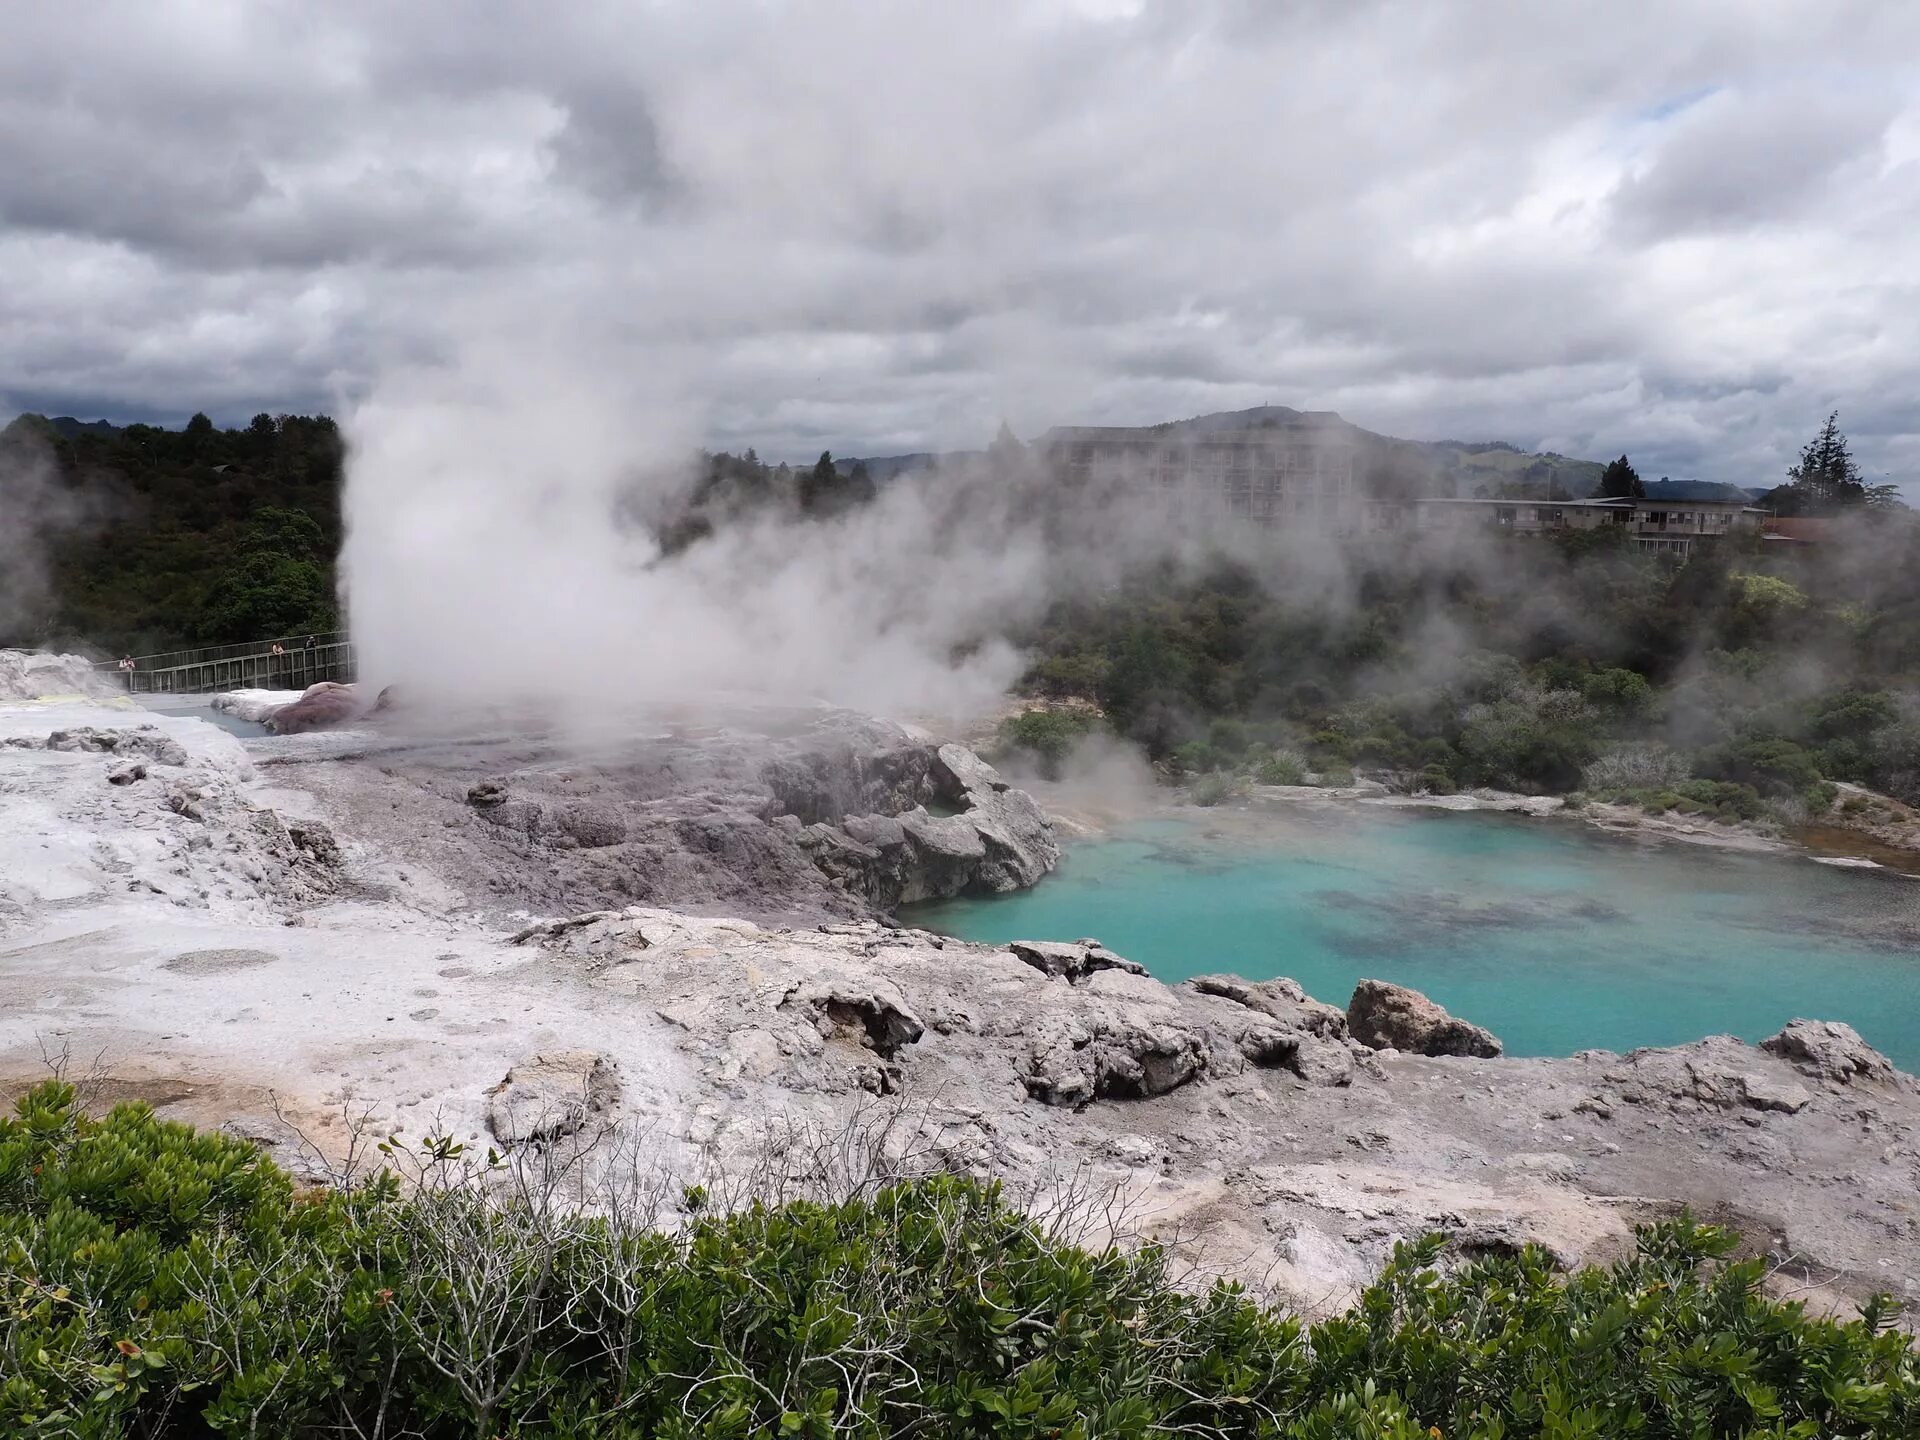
[{"x1": 1411, "y1": 496, "x2": 1765, "y2": 513}]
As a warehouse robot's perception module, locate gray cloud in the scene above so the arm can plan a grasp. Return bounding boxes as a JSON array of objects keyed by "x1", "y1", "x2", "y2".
[{"x1": 2, "y1": 0, "x2": 1918, "y2": 489}]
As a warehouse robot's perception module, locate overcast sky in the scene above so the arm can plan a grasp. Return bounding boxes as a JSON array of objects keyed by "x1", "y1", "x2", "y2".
[{"x1": 3, "y1": 0, "x2": 1916, "y2": 485}]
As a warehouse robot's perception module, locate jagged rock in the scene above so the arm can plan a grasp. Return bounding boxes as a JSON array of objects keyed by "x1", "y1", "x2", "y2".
[
  {"x1": 1347, "y1": 979, "x2": 1501, "y2": 1058},
  {"x1": 1024, "y1": 1014, "x2": 1209, "y2": 1105},
  {"x1": 1190, "y1": 974, "x2": 1348, "y2": 1038},
  {"x1": 1009, "y1": 938, "x2": 1147, "y2": 983},
  {"x1": 107, "y1": 763, "x2": 146, "y2": 785},
  {"x1": 1686, "y1": 1060, "x2": 1813, "y2": 1114},
  {"x1": 43, "y1": 725, "x2": 188, "y2": 766},
  {"x1": 929, "y1": 743, "x2": 1060, "y2": 893},
  {"x1": 1762, "y1": 1020, "x2": 1899, "y2": 1087},
  {"x1": 779, "y1": 977, "x2": 925, "y2": 1059},
  {"x1": 487, "y1": 1050, "x2": 620, "y2": 1145},
  {"x1": 467, "y1": 780, "x2": 510, "y2": 808},
  {"x1": 1187, "y1": 976, "x2": 1359, "y2": 1086}
]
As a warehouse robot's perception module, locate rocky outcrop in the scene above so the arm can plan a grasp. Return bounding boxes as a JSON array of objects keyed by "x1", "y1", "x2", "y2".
[
  {"x1": 0, "y1": 650, "x2": 121, "y2": 702},
  {"x1": 1347, "y1": 979, "x2": 1502, "y2": 1058},
  {"x1": 487, "y1": 1050, "x2": 620, "y2": 1145},
  {"x1": 5, "y1": 724, "x2": 189, "y2": 766},
  {"x1": 1189, "y1": 974, "x2": 1360, "y2": 1086},
  {"x1": 1009, "y1": 939, "x2": 1146, "y2": 983},
  {"x1": 1762, "y1": 1019, "x2": 1903, "y2": 1087},
  {"x1": 268, "y1": 681, "x2": 366, "y2": 734},
  {"x1": 401, "y1": 711, "x2": 1063, "y2": 922}
]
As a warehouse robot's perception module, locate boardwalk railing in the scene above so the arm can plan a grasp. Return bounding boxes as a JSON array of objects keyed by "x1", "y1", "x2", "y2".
[{"x1": 102, "y1": 637, "x2": 357, "y2": 695}]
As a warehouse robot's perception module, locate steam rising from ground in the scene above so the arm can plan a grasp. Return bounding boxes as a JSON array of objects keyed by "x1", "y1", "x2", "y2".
[
  {"x1": 341, "y1": 335, "x2": 1363, "y2": 723},
  {"x1": 342, "y1": 338, "x2": 1046, "y2": 721},
  {"x1": 0, "y1": 423, "x2": 104, "y2": 645}
]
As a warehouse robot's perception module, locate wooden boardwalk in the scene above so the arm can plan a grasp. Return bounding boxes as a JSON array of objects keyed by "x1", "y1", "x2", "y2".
[{"x1": 104, "y1": 635, "x2": 357, "y2": 695}]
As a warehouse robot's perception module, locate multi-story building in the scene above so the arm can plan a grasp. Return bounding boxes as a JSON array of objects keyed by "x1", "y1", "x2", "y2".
[
  {"x1": 1412, "y1": 496, "x2": 1765, "y2": 556},
  {"x1": 1039, "y1": 415, "x2": 1363, "y2": 529}
]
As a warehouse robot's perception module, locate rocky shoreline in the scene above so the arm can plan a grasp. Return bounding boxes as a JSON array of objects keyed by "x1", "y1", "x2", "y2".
[{"x1": 1, "y1": 684, "x2": 1916, "y2": 1320}]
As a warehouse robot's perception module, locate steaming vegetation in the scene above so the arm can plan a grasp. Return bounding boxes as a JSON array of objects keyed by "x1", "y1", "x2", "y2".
[
  {"x1": 10, "y1": 404, "x2": 1918, "y2": 837},
  {"x1": 6, "y1": 1081, "x2": 1917, "y2": 1438}
]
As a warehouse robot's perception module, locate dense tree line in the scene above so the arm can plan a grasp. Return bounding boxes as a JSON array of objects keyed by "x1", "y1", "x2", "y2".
[{"x1": 0, "y1": 411, "x2": 342, "y2": 653}]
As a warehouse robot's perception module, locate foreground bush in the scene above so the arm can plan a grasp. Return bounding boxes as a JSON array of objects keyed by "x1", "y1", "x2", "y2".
[{"x1": 3, "y1": 1083, "x2": 1916, "y2": 1437}]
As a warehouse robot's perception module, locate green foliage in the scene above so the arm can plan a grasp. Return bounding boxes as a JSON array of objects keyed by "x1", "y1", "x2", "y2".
[
  {"x1": 1254, "y1": 750, "x2": 1308, "y2": 786},
  {"x1": 1188, "y1": 772, "x2": 1239, "y2": 806},
  {"x1": 5, "y1": 413, "x2": 344, "y2": 653},
  {"x1": 1696, "y1": 736, "x2": 1829, "y2": 803},
  {"x1": 1599, "y1": 779, "x2": 1768, "y2": 825},
  {"x1": 992, "y1": 708, "x2": 1097, "y2": 780},
  {"x1": 1595, "y1": 453, "x2": 1644, "y2": 499},
  {"x1": 4, "y1": 1082, "x2": 1916, "y2": 1438}
]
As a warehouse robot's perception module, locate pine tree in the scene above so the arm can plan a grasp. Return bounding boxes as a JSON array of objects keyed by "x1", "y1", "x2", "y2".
[
  {"x1": 1596, "y1": 455, "x2": 1644, "y2": 499},
  {"x1": 799, "y1": 451, "x2": 836, "y2": 513},
  {"x1": 1785, "y1": 412, "x2": 1862, "y2": 509}
]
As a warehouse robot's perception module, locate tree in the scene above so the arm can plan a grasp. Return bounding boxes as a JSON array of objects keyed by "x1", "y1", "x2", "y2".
[
  {"x1": 1596, "y1": 455, "x2": 1645, "y2": 499},
  {"x1": 798, "y1": 450, "x2": 837, "y2": 513},
  {"x1": 1764, "y1": 412, "x2": 1893, "y2": 514},
  {"x1": 846, "y1": 458, "x2": 876, "y2": 506}
]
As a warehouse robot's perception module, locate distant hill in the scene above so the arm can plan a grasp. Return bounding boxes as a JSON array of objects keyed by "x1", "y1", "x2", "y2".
[
  {"x1": 1044, "y1": 405, "x2": 1610, "y2": 501},
  {"x1": 833, "y1": 451, "x2": 976, "y2": 481},
  {"x1": 47, "y1": 416, "x2": 122, "y2": 439}
]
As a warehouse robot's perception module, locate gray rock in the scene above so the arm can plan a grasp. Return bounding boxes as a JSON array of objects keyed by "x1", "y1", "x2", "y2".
[
  {"x1": 1190, "y1": 974, "x2": 1349, "y2": 1038},
  {"x1": 1762, "y1": 1019, "x2": 1899, "y2": 1087},
  {"x1": 1024, "y1": 1015, "x2": 1209, "y2": 1105},
  {"x1": 487, "y1": 1050, "x2": 620, "y2": 1145},
  {"x1": 1009, "y1": 938, "x2": 1148, "y2": 983},
  {"x1": 43, "y1": 725, "x2": 188, "y2": 767},
  {"x1": 1347, "y1": 979, "x2": 1502, "y2": 1058},
  {"x1": 1740, "y1": 1072, "x2": 1814, "y2": 1114},
  {"x1": 779, "y1": 977, "x2": 925, "y2": 1059}
]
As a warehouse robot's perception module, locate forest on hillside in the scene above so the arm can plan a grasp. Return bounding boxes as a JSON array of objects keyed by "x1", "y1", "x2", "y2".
[{"x1": 0, "y1": 411, "x2": 342, "y2": 654}]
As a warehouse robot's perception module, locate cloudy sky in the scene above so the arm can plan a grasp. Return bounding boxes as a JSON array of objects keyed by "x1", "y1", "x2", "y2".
[{"x1": 3, "y1": 0, "x2": 1916, "y2": 486}]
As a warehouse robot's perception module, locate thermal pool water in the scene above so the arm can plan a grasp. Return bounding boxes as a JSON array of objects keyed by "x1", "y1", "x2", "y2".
[{"x1": 914, "y1": 805, "x2": 1920, "y2": 1070}]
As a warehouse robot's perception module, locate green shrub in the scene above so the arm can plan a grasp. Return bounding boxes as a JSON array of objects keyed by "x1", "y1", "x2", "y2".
[
  {"x1": 3, "y1": 1082, "x2": 1916, "y2": 1438},
  {"x1": 1315, "y1": 765, "x2": 1357, "y2": 789},
  {"x1": 1415, "y1": 764, "x2": 1457, "y2": 796},
  {"x1": 1173, "y1": 739, "x2": 1223, "y2": 775},
  {"x1": 1189, "y1": 772, "x2": 1237, "y2": 806},
  {"x1": 992, "y1": 708, "x2": 1096, "y2": 781},
  {"x1": 1697, "y1": 736, "x2": 1825, "y2": 800},
  {"x1": 1253, "y1": 751, "x2": 1307, "y2": 786}
]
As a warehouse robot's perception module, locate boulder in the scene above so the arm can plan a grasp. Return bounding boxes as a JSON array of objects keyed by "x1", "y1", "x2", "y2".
[
  {"x1": 1761, "y1": 1019, "x2": 1899, "y2": 1087},
  {"x1": 779, "y1": 977, "x2": 925, "y2": 1059},
  {"x1": 1347, "y1": 979, "x2": 1501, "y2": 1058},
  {"x1": 267, "y1": 681, "x2": 366, "y2": 735},
  {"x1": 487, "y1": 1050, "x2": 620, "y2": 1145},
  {"x1": 1189, "y1": 974, "x2": 1349, "y2": 1039},
  {"x1": 1685, "y1": 1059, "x2": 1813, "y2": 1114},
  {"x1": 1188, "y1": 975, "x2": 1358, "y2": 1086},
  {"x1": 1008, "y1": 938, "x2": 1147, "y2": 984},
  {"x1": 1023, "y1": 1014, "x2": 1209, "y2": 1106}
]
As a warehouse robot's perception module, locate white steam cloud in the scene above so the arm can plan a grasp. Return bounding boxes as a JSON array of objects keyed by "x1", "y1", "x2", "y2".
[{"x1": 341, "y1": 331, "x2": 1051, "y2": 721}]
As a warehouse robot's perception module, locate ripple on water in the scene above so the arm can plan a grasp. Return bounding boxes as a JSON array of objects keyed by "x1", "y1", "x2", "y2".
[{"x1": 912, "y1": 807, "x2": 1920, "y2": 1071}]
